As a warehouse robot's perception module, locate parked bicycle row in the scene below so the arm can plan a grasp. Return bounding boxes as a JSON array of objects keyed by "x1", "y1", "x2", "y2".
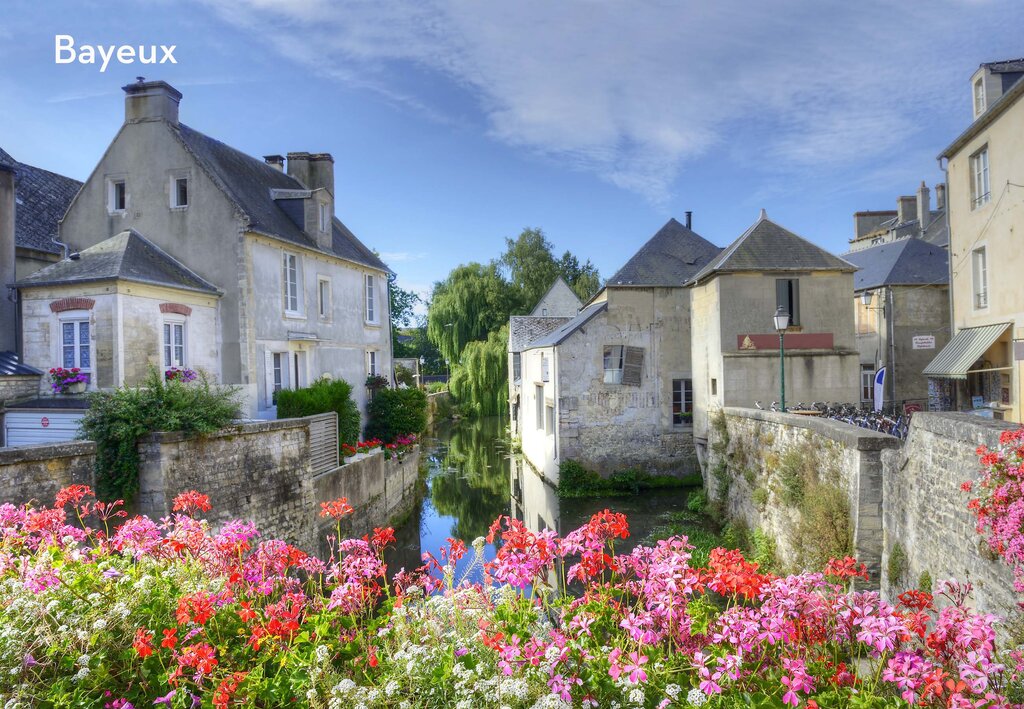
[{"x1": 753, "y1": 400, "x2": 910, "y2": 439}]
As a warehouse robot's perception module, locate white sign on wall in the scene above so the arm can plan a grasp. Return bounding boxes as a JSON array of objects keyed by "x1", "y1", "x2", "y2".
[{"x1": 912, "y1": 335, "x2": 936, "y2": 350}]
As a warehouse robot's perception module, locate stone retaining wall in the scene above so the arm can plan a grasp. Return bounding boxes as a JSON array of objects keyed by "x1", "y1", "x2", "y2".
[
  {"x1": 0, "y1": 375, "x2": 41, "y2": 407},
  {"x1": 881, "y1": 413, "x2": 1017, "y2": 614},
  {"x1": 0, "y1": 439, "x2": 96, "y2": 505},
  {"x1": 705, "y1": 407, "x2": 897, "y2": 585}
]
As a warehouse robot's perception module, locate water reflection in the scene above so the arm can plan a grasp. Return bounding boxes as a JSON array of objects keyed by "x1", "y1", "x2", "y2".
[{"x1": 390, "y1": 416, "x2": 695, "y2": 585}]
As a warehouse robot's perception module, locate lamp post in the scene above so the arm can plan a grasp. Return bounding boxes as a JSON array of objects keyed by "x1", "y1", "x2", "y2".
[{"x1": 773, "y1": 306, "x2": 790, "y2": 412}]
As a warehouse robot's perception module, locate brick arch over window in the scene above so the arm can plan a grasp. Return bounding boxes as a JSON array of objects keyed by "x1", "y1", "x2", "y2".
[
  {"x1": 49, "y1": 297, "x2": 95, "y2": 313},
  {"x1": 159, "y1": 303, "x2": 193, "y2": 317}
]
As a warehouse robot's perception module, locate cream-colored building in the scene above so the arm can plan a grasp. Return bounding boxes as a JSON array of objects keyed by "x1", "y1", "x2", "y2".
[{"x1": 925, "y1": 59, "x2": 1024, "y2": 421}]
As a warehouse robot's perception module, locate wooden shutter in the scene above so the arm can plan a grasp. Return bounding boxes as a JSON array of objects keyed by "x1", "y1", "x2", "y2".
[
  {"x1": 775, "y1": 279, "x2": 787, "y2": 313},
  {"x1": 790, "y1": 279, "x2": 800, "y2": 326},
  {"x1": 622, "y1": 346, "x2": 644, "y2": 386}
]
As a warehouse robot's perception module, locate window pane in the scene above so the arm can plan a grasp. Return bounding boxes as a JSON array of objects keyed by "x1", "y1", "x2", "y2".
[
  {"x1": 63, "y1": 346, "x2": 75, "y2": 368},
  {"x1": 177, "y1": 178, "x2": 188, "y2": 206},
  {"x1": 79, "y1": 321, "x2": 89, "y2": 343},
  {"x1": 165, "y1": 345, "x2": 171, "y2": 367},
  {"x1": 78, "y1": 342, "x2": 90, "y2": 368},
  {"x1": 63, "y1": 322, "x2": 74, "y2": 345},
  {"x1": 174, "y1": 324, "x2": 183, "y2": 347}
]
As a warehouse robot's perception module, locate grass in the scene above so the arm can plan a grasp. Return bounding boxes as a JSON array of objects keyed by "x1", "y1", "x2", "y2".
[{"x1": 557, "y1": 460, "x2": 702, "y2": 499}]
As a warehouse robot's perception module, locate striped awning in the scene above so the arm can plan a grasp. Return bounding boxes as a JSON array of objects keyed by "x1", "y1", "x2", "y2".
[{"x1": 923, "y1": 322, "x2": 1011, "y2": 379}]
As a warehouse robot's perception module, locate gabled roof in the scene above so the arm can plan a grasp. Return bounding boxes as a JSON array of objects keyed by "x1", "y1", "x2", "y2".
[
  {"x1": 524, "y1": 302, "x2": 607, "y2": 350},
  {"x1": 942, "y1": 62, "x2": 1024, "y2": 160},
  {"x1": 171, "y1": 124, "x2": 390, "y2": 273},
  {"x1": 0, "y1": 147, "x2": 82, "y2": 255},
  {"x1": 14, "y1": 229, "x2": 220, "y2": 294},
  {"x1": 843, "y1": 238, "x2": 949, "y2": 291},
  {"x1": 530, "y1": 276, "x2": 582, "y2": 317},
  {"x1": 608, "y1": 218, "x2": 722, "y2": 287},
  {"x1": 0, "y1": 351, "x2": 42, "y2": 377},
  {"x1": 690, "y1": 213, "x2": 855, "y2": 283},
  {"x1": 509, "y1": 316, "x2": 574, "y2": 353}
]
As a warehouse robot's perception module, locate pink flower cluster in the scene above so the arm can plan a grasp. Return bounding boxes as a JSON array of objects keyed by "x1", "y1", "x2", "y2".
[{"x1": 969, "y1": 427, "x2": 1024, "y2": 592}]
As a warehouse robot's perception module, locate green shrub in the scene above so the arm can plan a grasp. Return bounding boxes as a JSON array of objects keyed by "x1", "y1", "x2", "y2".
[
  {"x1": 752, "y1": 528, "x2": 778, "y2": 572},
  {"x1": 888, "y1": 542, "x2": 907, "y2": 585},
  {"x1": 918, "y1": 569, "x2": 933, "y2": 594},
  {"x1": 426, "y1": 381, "x2": 449, "y2": 394},
  {"x1": 687, "y1": 489, "x2": 709, "y2": 514},
  {"x1": 79, "y1": 368, "x2": 240, "y2": 502},
  {"x1": 777, "y1": 448, "x2": 811, "y2": 507},
  {"x1": 557, "y1": 461, "x2": 692, "y2": 498},
  {"x1": 558, "y1": 460, "x2": 601, "y2": 497},
  {"x1": 752, "y1": 486, "x2": 770, "y2": 509},
  {"x1": 277, "y1": 377, "x2": 361, "y2": 446},
  {"x1": 795, "y1": 484, "x2": 852, "y2": 572},
  {"x1": 722, "y1": 519, "x2": 751, "y2": 552},
  {"x1": 365, "y1": 388, "x2": 428, "y2": 442}
]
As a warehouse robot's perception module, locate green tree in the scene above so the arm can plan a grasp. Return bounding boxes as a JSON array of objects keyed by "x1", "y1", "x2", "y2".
[
  {"x1": 557, "y1": 250, "x2": 602, "y2": 301},
  {"x1": 500, "y1": 227, "x2": 561, "y2": 311},
  {"x1": 449, "y1": 325, "x2": 509, "y2": 417},
  {"x1": 427, "y1": 262, "x2": 519, "y2": 364},
  {"x1": 388, "y1": 273, "x2": 420, "y2": 340}
]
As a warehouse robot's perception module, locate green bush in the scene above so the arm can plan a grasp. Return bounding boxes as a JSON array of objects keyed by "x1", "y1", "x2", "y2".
[
  {"x1": 795, "y1": 484, "x2": 852, "y2": 572},
  {"x1": 752, "y1": 528, "x2": 778, "y2": 572},
  {"x1": 277, "y1": 377, "x2": 360, "y2": 446},
  {"x1": 79, "y1": 368, "x2": 240, "y2": 502},
  {"x1": 918, "y1": 569, "x2": 933, "y2": 594},
  {"x1": 365, "y1": 387, "x2": 428, "y2": 442},
  {"x1": 557, "y1": 460, "x2": 692, "y2": 499},
  {"x1": 687, "y1": 489, "x2": 709, "y2": 514},
  {"x1": 558, "y1": 460, "x2": 603, "y2": 497},
  {"x1": 888, "y1": 542, "x2": 907, "y2": 585},
  {"x1": 752, "y1": 486, "x2": 770, "y2": 509},
  {"x1": 426, "y1": 381, "x2": 449, "y2": 394}
]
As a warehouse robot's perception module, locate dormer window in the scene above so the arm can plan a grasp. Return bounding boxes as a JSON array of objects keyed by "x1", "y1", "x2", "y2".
[
  {"x1": 171, "y1": 176, "x2": 189, "y2": 208},
  {"x1": 973, "y1": 77, "x2": 987, "y2": 117},
  {"x1": 318, "y1": 202, "x2": 328, "y2": 232},
  {"x1": 107, "y1": 178, "x2": 126, "y2": 213}
]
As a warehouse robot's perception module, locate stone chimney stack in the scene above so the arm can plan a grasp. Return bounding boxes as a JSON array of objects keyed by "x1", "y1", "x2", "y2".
[
  {"x1": 264, "y1": 155, "x2": 285, "y2": 172},
  {"x1": 935, "y1": 183, "x2": 946, "y2": 211},
  {"x1": 0, "y1": 164, "x2": 16, "y2": 352},
  {"x1": 917, "y1": 181, "x2": 931, "y2": 231},
  {"x1": 897, "y1": 195, "x2": 917, "y2": 224},
  {"x1": 122, "y1": 79, "x2": 181, "y2": 125},
  {"x1": 286, "y1": 153, "x2": 335, "y2": 251}
]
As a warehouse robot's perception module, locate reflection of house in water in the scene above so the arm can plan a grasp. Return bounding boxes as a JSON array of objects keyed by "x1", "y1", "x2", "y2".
[{"x1": 510, "y1": 455, "x2": 560, "y2": 535}]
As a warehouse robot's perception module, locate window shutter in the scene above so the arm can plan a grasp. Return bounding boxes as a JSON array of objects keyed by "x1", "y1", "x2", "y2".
[
  {"x1": 775, "y1": 279, "x2": 787, "y2": 312},
  {"x1": 790, "y1": 279, "x2": 800, "y2": 326},
  {"x1": 264, "y1": 349, "x2": 275, "y2": 409},
  {"x1": 622, "y1": 346, "x2": 644, "y2": 386}
]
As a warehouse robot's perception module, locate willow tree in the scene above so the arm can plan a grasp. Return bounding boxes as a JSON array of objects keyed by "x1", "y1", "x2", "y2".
[
  {"x1": 449, "y1": 325, "x2": 508, "y2": 417},
  {"x1": 427, "y1": 262, "x2": 519, "y2": 364}
]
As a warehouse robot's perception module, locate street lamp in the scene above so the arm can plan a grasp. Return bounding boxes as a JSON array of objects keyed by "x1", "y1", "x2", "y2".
[{"x1": 773, "y1": 306, "x2": 790, "y2": 412}]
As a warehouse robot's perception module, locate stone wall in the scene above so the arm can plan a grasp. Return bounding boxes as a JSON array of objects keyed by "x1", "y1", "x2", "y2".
[
  {"x1": 426, "y1": 391, "x2": 451, "y2": 427},
  {"x1": 0, "y1": 375, "x2": 42, "y2": 406},
  {"x1": 705, "y1": 407, "x2": 898, "y2": 585},
  {"x1": 0, "y1": 440, "x2": 96, "y2": 505},
  {"x1": 881, "y1": 413, "x2": 1017, "y2": 614}
]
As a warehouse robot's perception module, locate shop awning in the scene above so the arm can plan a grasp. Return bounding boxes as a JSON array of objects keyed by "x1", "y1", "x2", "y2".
[{"x1": 923, "y1": 322, "x2": 1012, "y2": 379}]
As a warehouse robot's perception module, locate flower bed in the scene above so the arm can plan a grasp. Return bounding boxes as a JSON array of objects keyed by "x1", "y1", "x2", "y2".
[
  {"x1": 969, "y1": 428, "x2": 1024, "y2": 594},
  {"x1": 0, "y1": 486, "x2": 1020, "y2": 708},
  {"x1": 341, "y1": 438, "x2": 384, "y2": 462}
]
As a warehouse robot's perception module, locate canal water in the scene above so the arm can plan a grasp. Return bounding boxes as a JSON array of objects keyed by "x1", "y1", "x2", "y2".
[{"x1": 389, "y1": 416, "x2": 694, "y2": 584}]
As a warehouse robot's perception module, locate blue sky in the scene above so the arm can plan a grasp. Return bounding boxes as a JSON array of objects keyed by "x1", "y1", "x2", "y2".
[{"x1": 2, "y1": 1, "x2": 1023, "y2": 308}]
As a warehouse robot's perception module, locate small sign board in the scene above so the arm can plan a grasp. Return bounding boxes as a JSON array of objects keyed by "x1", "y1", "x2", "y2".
[
  {"x1": 912, "y1": 335, "x2": 936, "y2": 350},
  {"x1": 972, "y1": 395, "x2": 985, "y2": 409},
  {"x1": 40, "y1": 416, "x2": 49, "y2": 428}
]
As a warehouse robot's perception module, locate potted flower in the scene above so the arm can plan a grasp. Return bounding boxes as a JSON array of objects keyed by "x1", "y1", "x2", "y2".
[
  {"x1": 49, "y1": 367, "x2": 89, "y2": 395},
  {"x1": 165, "y1": 367, "x2": 198, "y2": 382},
  {"x1": 365, "y1": 374, "x2": 389, "y2": 399}
]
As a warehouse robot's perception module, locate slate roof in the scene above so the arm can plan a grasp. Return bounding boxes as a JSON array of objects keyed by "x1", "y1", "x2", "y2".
[
  {"x1": 0, "y1": 351, "x2": 42, "y2": 376},
  {"x1": 530, "y1": 277, "x2": 582, "y2": 317},
  {"x1": 509, "y1": 316, "x2": 574, "y2": 353},
  {"x1": 690, "y1": 213, "x2": 855, "y2": 283},
  {"x1": 608, "y1": 218, "x2": 722, "y2": 286},
  {"x1": 0, "y1": 147, "x2": 82, "y2": 255},
  {"x1": 171, "y1": 124, "x2": 390, "y2": 273},
  {"x1": 14, "y1": 229, "x2": 220, "y2": 294},
  {"x1": 983, "y1": 58, "x2": 1024, "y2": 73},
  {"x1": 843, "y1": 238, "x2": 949, "y2": 291},
  {"x1": 524, "y1": 302, "x2": 607, "y2": 350}
]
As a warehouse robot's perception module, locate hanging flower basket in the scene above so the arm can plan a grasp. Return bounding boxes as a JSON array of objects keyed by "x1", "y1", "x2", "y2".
[{"x1": 49, "y1": 367, "x2": 89, "y2": 395}]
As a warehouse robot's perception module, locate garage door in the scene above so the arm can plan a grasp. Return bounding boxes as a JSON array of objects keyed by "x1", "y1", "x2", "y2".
[{"x1": 3, "y1": 411, "x2": 85, "y2": 447}]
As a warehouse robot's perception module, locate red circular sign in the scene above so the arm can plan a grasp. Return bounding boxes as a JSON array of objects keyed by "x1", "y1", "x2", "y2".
[{"x1": 40, "y1": 417, "x2": 49, "y2": 428}]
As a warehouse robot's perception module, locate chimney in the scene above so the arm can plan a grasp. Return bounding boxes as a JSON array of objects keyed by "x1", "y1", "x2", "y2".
[
  {"x1": 896, "y1": 195, "x2": 917, "y2": 224},
  {"x1": 917, "y1": 181, "x2": 931, "y2": 231},
  {"x1": 122, "y1": 78, "x2": 182, "y2": 125},
  {"x1": 0, "y1": 164, "x2": 16, "y2": 352},
  {"x1": 264, "y1": 155, "x2": 285, "y2": 172},
  {"x1": 935, "y1": 183, "x2": 946, "y2": 211},
  {"x1": 684, "y1": 211, "x2": 692, "y2": 229},
  {"x1": 286, "y1": 152, "x2": 335, "y2": 251}
]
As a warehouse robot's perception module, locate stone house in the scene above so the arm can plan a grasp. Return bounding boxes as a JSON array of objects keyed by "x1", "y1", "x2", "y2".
[
  {"x1": 847, "y1": 180, "x2": 948, "y2": 253},
  {"x1": 688, "y1": 211, "x2": 859, "y2": 449},
  {"x1": 843, "y1": 238, "x2": 950, "y2": 409},
  {"x1": 925, "y1": 58, "x2": 1024, "y2": 421},
  {"x1": 0, "y1": 150, "x2": 82, "y2": 410},
  {"x1": 507, "y1": 277, "x2": 582, "y2": 436},
  {"x1": 10, "y1": 80, "x2": 393, "y2": 421},
  {"x1": 519, "y1": 218, "x2": 720, "y2": 483}
]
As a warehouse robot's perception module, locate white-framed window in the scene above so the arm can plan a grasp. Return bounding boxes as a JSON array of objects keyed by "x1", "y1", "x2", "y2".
[
  {"x1": 272, "y1": 353, "x2": 284, "y2": 393},
  {"x1": 512, "y1": 352, "x2": 521, "y2": 381},
  {"x1": 318, "y1": 202, "x2": 329, "y2": 232},
  {"x1": 162, "y1": 320, "x2": 186, "y2": 367},
  {"x1": 367, "y1": 350, "x2": 379, "y2": 377},
  {"x1": 672, "y1": 379, "x2": 693, "y2": 425},
  {"x1": 60, "y1": 317, "x2": 91, "y2": 371},
  {"x1": 535, "y1": 384, "x2": 544, "y2": 430},
  {"x1": 970, "y1": 146, "x2": 990, "y2": 209},
  {"x1": 170, "y1": 176, "x2": 189, "y2": 208},
  {"x1": 973, "y1": 78, "x2": 987, "y2": 117},
  {"x1": 364, "y1": 274, "x2": 378, "y2": 324},
  {"x1": 107, "y1": 178, "x2": 126, "y2": 213},
  {"x1": 972, "y1": 246, "x2": 988, "y2": 309},
  {"x1": 283, "y1": 252, "x2": 302, "y2": 315},
  {"x1": 317, "y1": 276, "x2": 331, "y2": 320},
  {"x1": 861, "y1": 364, "x2": 875, "y2": 403},
  {"x1": 603, "y1": 345, "x2": 624, "y2": 384}
]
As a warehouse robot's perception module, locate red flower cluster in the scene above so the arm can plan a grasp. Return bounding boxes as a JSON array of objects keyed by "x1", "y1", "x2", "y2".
[
  {"x1": 704, "y1": 547, "x2": 772, "y2": 600},
  {"x1": 172, "y1": 490, "x2": 212, "y2": 515},
  {"x1": 320, "y1": 497, "x2": 354, "y2": 520}
]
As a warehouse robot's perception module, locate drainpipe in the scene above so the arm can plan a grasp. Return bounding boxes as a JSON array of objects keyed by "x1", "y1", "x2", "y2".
[
  {"x1": 939, "y1": 156, "x2": 956, "y2": 410},
  {"x1": 888, "y1": 286, "x2": 897, "y2": 408}
]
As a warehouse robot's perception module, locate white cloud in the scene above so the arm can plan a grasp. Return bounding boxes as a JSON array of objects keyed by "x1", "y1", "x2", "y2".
[
  {"x1": 380, "y1": 251, "x2": 428, "y2": 263},
  {"x1": 195, "y1": 0, "x2": 1023, "y2": 201}
]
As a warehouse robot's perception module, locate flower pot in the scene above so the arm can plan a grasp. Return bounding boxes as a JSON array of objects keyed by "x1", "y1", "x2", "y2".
[{"x1": 64, "y1": 381, "x2": 87, "y2": 395}]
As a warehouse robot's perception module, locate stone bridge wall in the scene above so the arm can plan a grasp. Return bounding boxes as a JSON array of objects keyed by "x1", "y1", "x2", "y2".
[{"x1": 0, "y1": 439, "x2": 96, "y2": 505}]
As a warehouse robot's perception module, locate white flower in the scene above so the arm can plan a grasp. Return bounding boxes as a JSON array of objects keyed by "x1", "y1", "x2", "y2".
[
  {"x1": 687, "y1": 687, "x2": 708, "y2": 706},
  {"x1": 92, "y1": 618, "x2": 107, "y2": 631},
  {"x1": 628, "y1": 687, "x2": 645, "y2": 706},
  {"x1": 665, "y1": 683, "x2": 681, "y2": 699}
]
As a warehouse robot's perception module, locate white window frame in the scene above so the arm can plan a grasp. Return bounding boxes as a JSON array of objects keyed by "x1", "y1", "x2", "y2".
[
  {"x1": 170, "y1": 175, "x2": 189, "y2": 209},
  {"x1": 861, "y1": 365, "x2": 875, "y2": 403},
  {"x1": 970, "y1": 146, "x2": 990, "y2": 210},
  {"x1": 972, "y1": 246, "x2": 988, "y2": 310},
  {"x1": 367, "y1": 350, "x2": 379, "y2": 377},
  {"x1": 57, "y1": 312, "x2": 92, "y2": 375},
  {"x1": 318, "y1": 202, "x2": 329, "y2": 232},
  {"x1": 283, "y1": 252, "x2": 303, "y2": 316},
  {"x1": 364, "y1": 274, "x2": 379, "y2": 325},
  {"x1": 107, "y1": 178, "x2": 127, "y2": 214},
  {"x1": 317, "y1": 276, "x2": 332, "y2": 321},
  {"x1": 535, "y1": 385, "x2": 544, "y2": 430},
  {"x1": 672, "y1": 378, "x2": 693, "y2": 426},
  {"x1": 603, "y1": 345, "x2": 624, "y2": 384},
  {"x1": 162, "y1": 318, "x2": 187, "y2": 368},
  {"x1": 973, "y1": 78, "x2": 987, "y2": 118},
  {"x1": 272, "y1": 352, "x2": 285, "y2": 393}
]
